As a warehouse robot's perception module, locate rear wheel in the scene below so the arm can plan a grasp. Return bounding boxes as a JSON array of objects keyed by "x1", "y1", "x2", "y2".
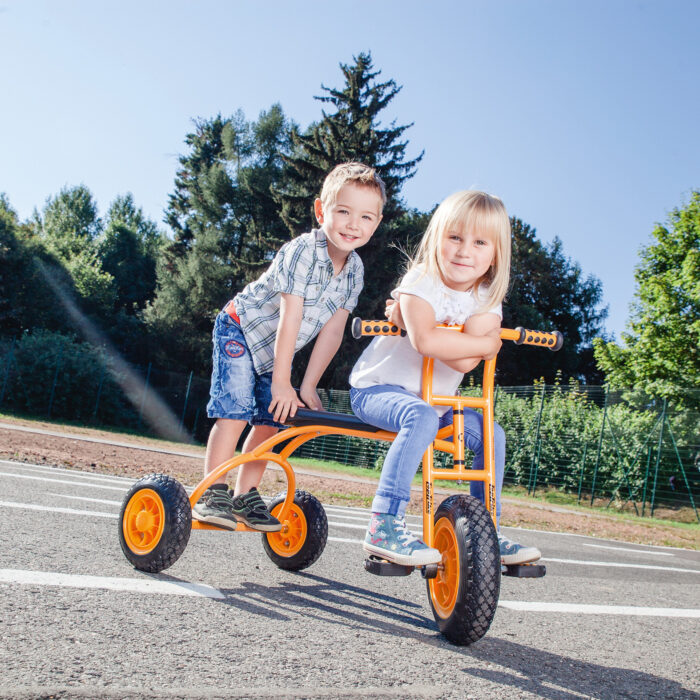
[
  {"x1": 262, "y1": 490, "x2": 328, "y2": 571},
  {"x1": 427, "y1": 494, "x2": 500, "y2": 645},
  {"x1": 119, "y1": 474, "x2": 191, "y2": 573}
]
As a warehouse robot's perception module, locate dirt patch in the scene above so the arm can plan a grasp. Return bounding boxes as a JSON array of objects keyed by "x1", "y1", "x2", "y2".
[{"x1": 1, "y1": 418, "x2": 697, "y2": 550}]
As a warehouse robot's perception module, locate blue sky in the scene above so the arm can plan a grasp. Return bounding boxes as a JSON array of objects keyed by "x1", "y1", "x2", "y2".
[{"x1": 1, "y1": 0, "x2": 698, "y2": 340}]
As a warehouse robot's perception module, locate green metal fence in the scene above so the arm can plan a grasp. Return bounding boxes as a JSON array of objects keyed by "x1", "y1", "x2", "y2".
[{"x1": 1, "y1": 336, "x2": 698, "y2": 522}]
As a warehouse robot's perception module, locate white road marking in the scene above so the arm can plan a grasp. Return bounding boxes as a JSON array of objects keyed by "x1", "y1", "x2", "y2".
[
  {"x1": 0, "y1": 472, "x2": 127, "y2": 491},
  {"x1": 49, "y1": 493, "x2": 123, "y2": 506},
  {"x1": 542, "y1": 557, "x2": 699, "y2": 574},
  {"x1": 0, "y1": 569, "x2": 224, "y2": 598},
  {"x1": 498, "y1": 600, "x2": 700, "y2": 618},
  {"x1": 0, "y1": 500, "x2": 117, "y2": 518},
  {"x1": 582, "y1": 543, "x2": 674, "y2": 556},
  {"x1": 328, "y1": 536, "x2": 364, "y2": 544},
  {"x1": 0, "y1": 461, "x2": 134, "y2": 484}
]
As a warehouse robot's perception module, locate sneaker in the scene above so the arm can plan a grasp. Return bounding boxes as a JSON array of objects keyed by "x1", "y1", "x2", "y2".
[
  {"x1": 229, "y1": 487, "x2": 281, "y2": 532},
  {"x1": 192, "y1": 485, "x2": 238, "y2": 530},
  {"x1": 363, "y1": 513, "x2": 442, "y2": 566},
  {"x1": 499, "y1": 533, "x2": 541, "y2": 565}
]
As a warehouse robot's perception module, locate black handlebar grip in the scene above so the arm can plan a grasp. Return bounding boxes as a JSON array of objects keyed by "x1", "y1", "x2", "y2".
[
  {"x1": 351, "y1": 318, "x2": 406, "y2": 339},
  {"x1": 514, "y1": 327, "x2": 563, "y2": 351}
]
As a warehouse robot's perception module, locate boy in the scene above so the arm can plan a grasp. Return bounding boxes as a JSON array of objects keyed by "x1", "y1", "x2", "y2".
[{"x1": 193, "y1": 162, "x2": 386, "y2": 531}]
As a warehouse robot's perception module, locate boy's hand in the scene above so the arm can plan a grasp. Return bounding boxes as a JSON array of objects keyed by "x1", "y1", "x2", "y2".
[
  {"x1": 269, "y1": 381, "x2": 305, "y2": 424},
  {"x1": 299, "y1": 384, "x2": 323, "y2": 411},
  {"x1": 385, "y1": 298, "x2": 405, "y2": 330}
]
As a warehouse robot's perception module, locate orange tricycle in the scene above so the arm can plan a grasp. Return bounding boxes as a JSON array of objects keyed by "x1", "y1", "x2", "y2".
[{"x1": 118, "y1": 320, "x2": 562, "y2": 645}]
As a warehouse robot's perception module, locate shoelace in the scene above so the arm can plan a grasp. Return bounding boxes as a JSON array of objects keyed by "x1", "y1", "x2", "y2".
[{"x1": 394, "y1": 518, "x2": 419, "y2": 546}]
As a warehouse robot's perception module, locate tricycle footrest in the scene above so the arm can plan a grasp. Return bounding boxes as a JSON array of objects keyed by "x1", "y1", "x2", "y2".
[
  {"x1": 502, "y1": 563, "x2": 546, "y2": 578},
  {"x1": 364, "y1": 556, "x2": 414, "y2": 577}
]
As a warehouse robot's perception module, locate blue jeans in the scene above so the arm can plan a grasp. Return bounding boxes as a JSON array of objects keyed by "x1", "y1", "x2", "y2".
[
  {"x1": 350, "y1": 384, "x2": 505, "y2": 520},
  {"x1": 206, "y1": 311, "x2": 283, "y2": 428}
]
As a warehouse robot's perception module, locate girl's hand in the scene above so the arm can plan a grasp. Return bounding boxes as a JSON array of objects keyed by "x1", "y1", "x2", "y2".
[
  {"x1": 385, "y1": 298, "x2": 405, "y2": 330},
  {"x1": 269, "y1": 381, "x2": 305, "y2": 424},
  {"x1": 299, "y1": 383, "x2": 323, "y2": 411}
]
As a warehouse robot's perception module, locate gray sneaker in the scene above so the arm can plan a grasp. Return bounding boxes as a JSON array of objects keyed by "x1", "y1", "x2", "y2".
[
  {"x1": 229, "y1": 487, "x2": 282, "y2": 532},
  {"x1": 499, "y1": 534, "x2": 541, "y2": 565},
  {"x1": 363, "y1": 513, "x2": 442, "y2": 566},
  {"x1": 192, "y1": 485, "x2": 238, "y2": 530}
]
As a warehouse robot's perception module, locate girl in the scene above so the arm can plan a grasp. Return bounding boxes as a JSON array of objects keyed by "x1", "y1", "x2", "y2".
[{"x1": 349, "y1": 190, "x2": 541, "y2": 566}]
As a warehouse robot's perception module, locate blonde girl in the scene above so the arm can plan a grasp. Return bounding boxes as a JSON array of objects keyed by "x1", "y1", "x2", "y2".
[{"x1": 349, "y1": 190, "x2": 540, "y2": 566}]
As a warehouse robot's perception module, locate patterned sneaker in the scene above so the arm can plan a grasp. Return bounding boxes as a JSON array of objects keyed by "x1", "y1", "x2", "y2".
[
  {"x1": 363, "y1": 513, "x2": 442, "y2": 566},
  {"x1": 192, "y1": 484, "x2": 238, "y2": 530},
  {"x1": 499, "y1": 533, "x2": 541, "y2": 565},
  {"x1": 229, "y1": 487, "x2": 282, "y2": 532}
]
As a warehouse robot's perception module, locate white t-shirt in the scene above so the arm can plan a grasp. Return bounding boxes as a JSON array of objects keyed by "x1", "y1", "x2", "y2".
[{"x1": 349, "y1": 267, "x2": 502, "y2": 414}]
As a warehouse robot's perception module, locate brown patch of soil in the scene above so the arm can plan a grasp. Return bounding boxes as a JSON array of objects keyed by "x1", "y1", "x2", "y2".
[{"x1": 0, "y1": 418, "x2": 697, "y2": 550}]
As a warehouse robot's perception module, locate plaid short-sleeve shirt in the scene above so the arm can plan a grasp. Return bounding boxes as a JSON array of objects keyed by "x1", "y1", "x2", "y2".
[{"x1": 233, "y1": 228, "x2": 364, "y2": 374}]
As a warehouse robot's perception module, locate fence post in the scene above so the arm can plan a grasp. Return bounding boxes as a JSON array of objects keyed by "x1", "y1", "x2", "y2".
[
  {"x1": 641, "y1": 444, "x2": 652, "y2": 517},
  {"x1": 179, "y1": 371, "x2": 193, "y2": 432},
  {"x1": 0, "y1": 337, "x2": 16, "y2": 407},
  {"x1": 664, "y1": 413, "x2": 699, "y2": 523},
  {"x1": 92, "y1": 365, "x2": 107, "y2": 424},
  {"x1": 649, "y1": 398, "x2": 667, "y2": 518},
  {"x1": 47, "y1": 345, "x2": 64, "y2": 419},
  {"x1": 527, "y1": 383, "x2": 546, "y2": 495},
  {"x1": 590, "y1": 387, "x2": 608, "y2": 506},
  {"x1": 138, "y1": 362, "x2": 152, "y2": 429},
  {"x1": 577, "y1": 443, "x2": 587, "y2": 504}
]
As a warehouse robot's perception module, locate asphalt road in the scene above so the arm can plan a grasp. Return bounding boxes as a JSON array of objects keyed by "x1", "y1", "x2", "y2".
[{"x1": 1, "y1": 458, "x2": 699, "y2": 699}]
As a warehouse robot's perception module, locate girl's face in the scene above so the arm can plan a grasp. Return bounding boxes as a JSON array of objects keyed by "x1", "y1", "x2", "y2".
[{"x1": 438, "y1": 226, "x2": 496, "y2": 292}]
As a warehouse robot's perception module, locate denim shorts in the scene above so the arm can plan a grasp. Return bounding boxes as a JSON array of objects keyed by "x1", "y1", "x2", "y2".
[{"x1": 206, "y1": 311, "x2": 283, "y2": 428}]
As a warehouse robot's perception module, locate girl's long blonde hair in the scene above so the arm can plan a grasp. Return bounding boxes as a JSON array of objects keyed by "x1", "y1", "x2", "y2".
[{"x1": 407, "y1": 190, "x2": 511, "y2": 312}]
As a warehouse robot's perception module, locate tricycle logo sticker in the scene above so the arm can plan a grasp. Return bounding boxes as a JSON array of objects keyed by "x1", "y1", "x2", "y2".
[
  {"x1": 224, "y1": 340, "x2": 245, "y2": 358},
  {"x1": 425, "y1": 481, "x2": 433, "y2": 514}
]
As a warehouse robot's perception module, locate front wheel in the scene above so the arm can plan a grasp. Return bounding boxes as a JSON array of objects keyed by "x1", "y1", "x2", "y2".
[
  {"x1": 119, "y1": 474, "x2": 192, "y2": 573},
  {"x1": 427, "y1": 494, "x2": 500, "y2": 645},
  {"x1": 262, "y1": 490, "x2": 328, "y2": 571}
]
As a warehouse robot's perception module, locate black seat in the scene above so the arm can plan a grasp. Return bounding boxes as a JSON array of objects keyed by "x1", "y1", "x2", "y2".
[{"x1": 284, "y1": 408, "x2": 382, "y2": 433}]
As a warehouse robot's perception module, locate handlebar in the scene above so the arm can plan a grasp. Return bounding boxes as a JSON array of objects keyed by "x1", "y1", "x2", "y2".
[{"x1": 351, "y1": 318, "x2": 563, "y2": 352}]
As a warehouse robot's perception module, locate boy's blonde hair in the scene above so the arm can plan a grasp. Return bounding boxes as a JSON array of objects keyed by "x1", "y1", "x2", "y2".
[
  {"x1": 320, "y1": 162, "x2": 387, "y2": 210},
  {"x1": 408, "y1": 190, "x2": 511, "y2": 312}
]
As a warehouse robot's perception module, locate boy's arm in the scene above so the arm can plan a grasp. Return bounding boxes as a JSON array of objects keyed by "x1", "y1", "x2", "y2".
[
  {"x1": 299, "y1": 308, "x2": 350, "y2": 410},
  {"x1": 270, "y1": 293, "x2": 305, "y2": 424},
  {"x1": 401, "y1": 294, "x2": 502, "y2": 362}
]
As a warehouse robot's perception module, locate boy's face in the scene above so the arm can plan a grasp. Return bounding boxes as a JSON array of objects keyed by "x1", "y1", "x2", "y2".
[{"x1": 314, "y1": 183, "x2": 383, "y2": 257}]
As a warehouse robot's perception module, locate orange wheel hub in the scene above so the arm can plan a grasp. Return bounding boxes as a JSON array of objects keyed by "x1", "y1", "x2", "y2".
[
  {"x1": 429, "y1": 517, "x2": 460, "y2": 618},
  {"x1": 122, "y1": 489, "x2": 165, "y2": 555},
  {"x1": 266, "y1": 502, "x2": 307, "y2": 557}
]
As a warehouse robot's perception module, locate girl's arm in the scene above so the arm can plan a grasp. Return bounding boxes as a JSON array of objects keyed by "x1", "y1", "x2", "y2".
[
  {"x1": 442, "y1": 313, "x2": 502, "y2": 373},
  {"x1": 401, "y1": 294, "x2": 502, "y2": 363},
  {"x1": 299, "y1": 308, "x2": 350, "y2": 410},
  {"x1": 270, "y1": 293, "x2": 305, "y2": 423}
]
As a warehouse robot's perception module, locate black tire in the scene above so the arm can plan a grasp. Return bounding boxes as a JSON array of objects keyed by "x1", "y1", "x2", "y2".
[
  {"x1": 119, "y1": 473, "x2": 192, "y2": 573},
  {"x1": 426, "y1": 494, "x2": 501, "y2": 645},
  {"x1": 262, "y1": 490, "x2": 328, "y2": 571}
]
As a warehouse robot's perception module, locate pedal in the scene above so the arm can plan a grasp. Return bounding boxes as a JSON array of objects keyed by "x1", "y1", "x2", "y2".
[
  {"x1": 502, "y1": 563, "x2": 546, "y2": 578},
  {"x1": 364, "y1": 556, "x2": 414, "y2": 577}
]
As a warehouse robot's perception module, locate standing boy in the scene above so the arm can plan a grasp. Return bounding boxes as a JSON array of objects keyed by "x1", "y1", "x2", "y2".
[{"x1": 193, "y1": 163, "x2": 386, "y2": 530}]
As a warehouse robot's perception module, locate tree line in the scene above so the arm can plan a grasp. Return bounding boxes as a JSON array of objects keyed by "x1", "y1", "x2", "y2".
[{"x1": 1, "y1": 52, "x2": 696, "y2": 405}]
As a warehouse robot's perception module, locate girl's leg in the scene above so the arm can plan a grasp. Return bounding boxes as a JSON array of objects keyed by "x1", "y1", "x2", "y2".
[
  {"x1": 351, "y1": 385, "x2": 439, "y2": 517},
  {"x1": 441, "y1": 409, "x2": 505, "y2": 524}
]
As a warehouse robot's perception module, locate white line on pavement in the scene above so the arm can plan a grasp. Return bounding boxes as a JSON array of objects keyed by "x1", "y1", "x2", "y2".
[
  {"x1": 582, "y1": 543, "x2": 674, "y2": 556},
  {"x1": 498, "y1": 600, "x2": 700, "y2": 618},
  {"x1": 0, "y1": 461, "x2": 135, "y2": 484},
  {"x1": 49, "y1": 493, "x2": 123, "y2": 506},
  {"x1": 0, "y1": 569, "x2": 224, "y2": 598},
  {"x1": 0, "y1": 472, "x2": 128, "y2": 491},
  {"x1": 0, "y1": 500, "x2": 117, "y2": 518},
  {"x1": 328, "y1": 536, "x2": 364, "y2": 544},
  {"x1": 542, "y1": 557, "x2": 700, "y2": 574}
]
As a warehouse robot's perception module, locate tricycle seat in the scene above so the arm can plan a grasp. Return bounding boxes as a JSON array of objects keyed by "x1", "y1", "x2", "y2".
[{"x1": 284, "y1": 408, "x2": 383, "y2": 433}]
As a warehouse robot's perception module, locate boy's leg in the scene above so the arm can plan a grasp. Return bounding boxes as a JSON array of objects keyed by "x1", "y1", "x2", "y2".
[
  {"x1": 205, "y1": 418, "x2": 248, "y2": 485},
  {"x1": 234, "y1": 424, "x2": 279, "y2": 496}
]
